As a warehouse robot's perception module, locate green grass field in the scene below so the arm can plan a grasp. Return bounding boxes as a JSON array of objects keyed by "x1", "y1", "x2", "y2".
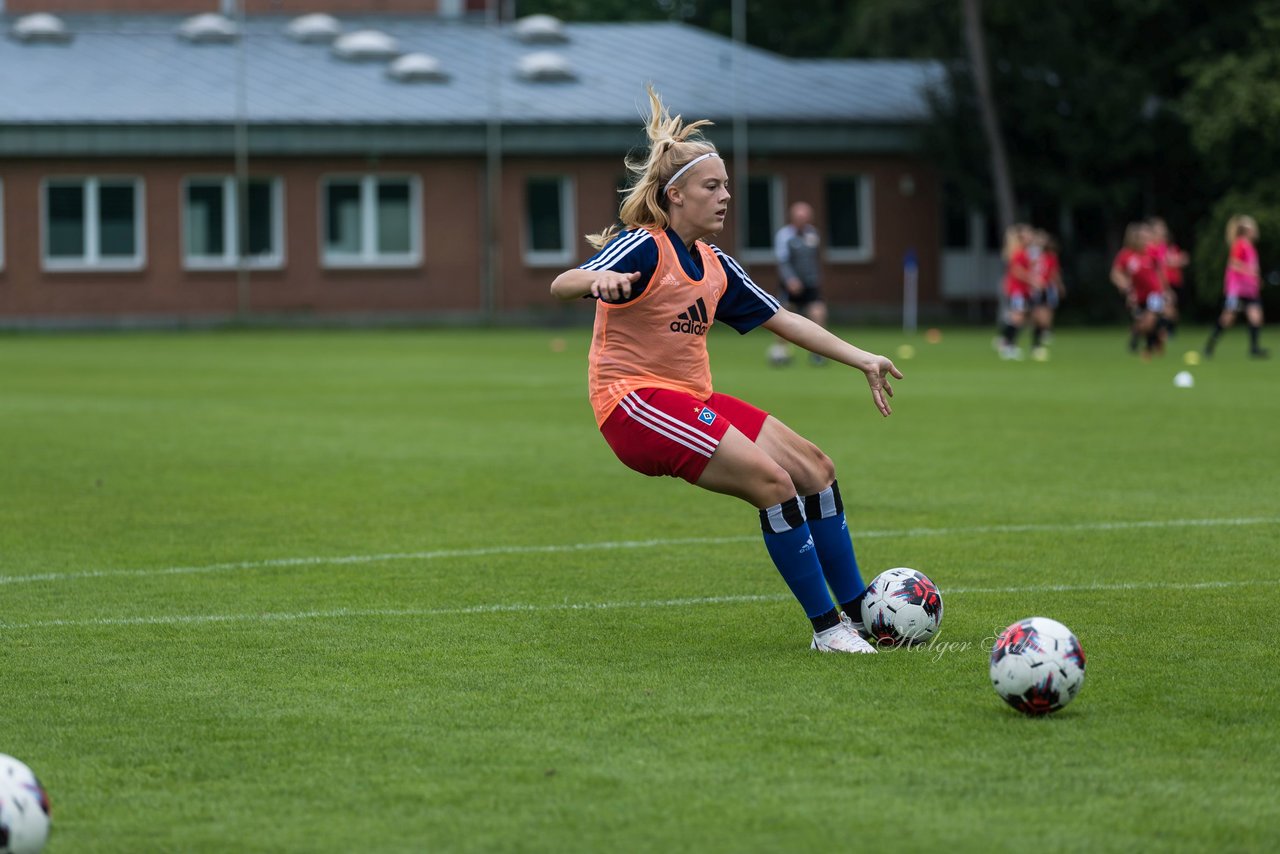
[{"x1": 2, "y1": 325, "x2": 1277, "y2": 852}]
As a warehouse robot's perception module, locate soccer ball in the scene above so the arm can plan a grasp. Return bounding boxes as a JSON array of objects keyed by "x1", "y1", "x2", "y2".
[
  {"x1": 860, "y1": 567, "x2": 943, "y2": 646},
  {"x1": 0, "y1": 755, "x2": 50, "y2": 854},
  {"x1": 989, "y1": 617, "x2": 1086, "y2": 715}
]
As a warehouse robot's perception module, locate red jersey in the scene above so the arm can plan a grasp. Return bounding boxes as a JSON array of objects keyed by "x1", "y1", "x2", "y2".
[
  {"x1": 1115, "y1": 248, "x2": 1162, "y2": 301},
  {"x1": 1038, "y1": 251, "x2": 1060, "y2": 288},
  {"x1": 1004, "y1": 249, "x2": 1034, "y2": 298},
  {"x1": 1151, "y1": 241, "x2": 1184, "y2": 287}
]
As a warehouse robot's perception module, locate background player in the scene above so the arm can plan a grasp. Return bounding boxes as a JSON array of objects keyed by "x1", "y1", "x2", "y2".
[
  {"x1": 1029, "y1": 229, "x2": 1064, "y2": 361},
  {"x1": 1111, "y1": 221, "x2": 1167, "y2": 359},
  {"x1": 769, "y1": 201, "x2": 828, "y2": 366},
  {"x1": 997, "y1": 224, "x2": 1037, "y2": 360},
  {"x1": 1205, "y1": 214, "x2": 1268, "y2": 358}
]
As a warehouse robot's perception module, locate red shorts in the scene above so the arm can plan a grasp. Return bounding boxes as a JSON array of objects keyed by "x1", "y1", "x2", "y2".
[{"x1": 600, "y1": 388, "x2": 769, "y2": 483}]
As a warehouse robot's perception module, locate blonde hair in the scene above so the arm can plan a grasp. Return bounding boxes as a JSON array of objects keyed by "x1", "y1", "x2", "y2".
[
  {"x1": 586, "y1": 86, "x2": 719, "y2": 250},
  {"x1": 1226, "y1": 214, "x2": 1259, "y2": 245},
  {"x1": 1002, "y1": 223, "x2": 1029, "y2": 261},
  {"x1": 1123, "y1": 221, "x2": 1147, "y2": 251}
]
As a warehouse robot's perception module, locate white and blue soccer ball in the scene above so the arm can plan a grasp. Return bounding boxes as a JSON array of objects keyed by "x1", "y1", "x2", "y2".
[
  {"x1": 0, "y1": 755, "x2": 50, "y2": 854},
  {"x1": 860, "y1": 567, "x2": 944, "y2": 646},
  {"x1": 990, "y1": 617, "x2": 1086, "y2": 715}
]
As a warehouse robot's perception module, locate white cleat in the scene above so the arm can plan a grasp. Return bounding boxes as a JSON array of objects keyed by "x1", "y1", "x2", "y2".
[
  {"x1": 839, "y1": 610, "x2": 873, "y2": 642},
  {"x1": 998, "y1": 345, "x2": 1024, "y2": 361},
  {"x1": 811, "y1": 621, "x2": 877, "y2": 654}
]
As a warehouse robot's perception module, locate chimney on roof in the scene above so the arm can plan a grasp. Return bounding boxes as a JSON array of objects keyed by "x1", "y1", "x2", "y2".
[
  {"x1": 286, "y1": 13, "x2": 342, "y2": 45},
  {"x1": 516, "y1": 51, "x2": 576, "y2": 83},
  {"x1": 514, "y1": 14, "x2": 568, "y2": 45},
  {"x1": 332, "y1": 30, "x2": 401, "y2": 63},
  {"x1": 10, "y1": 13, "x2": 72, "y2": 45},
  {"x1": 178, "y1": 13, "x2": 239, "y2": 45},
  {"x1": 388, "y1": 53, "x2": 450, "y2": 84}
]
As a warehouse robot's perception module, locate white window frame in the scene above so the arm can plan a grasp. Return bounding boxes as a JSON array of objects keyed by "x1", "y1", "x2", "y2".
[
  {"x1": 523, "y1": 174, "x2": 575, "y2": 267},
  {"x1": 739, "y1": 174, "x2": 786, "y2": 265},
  {"x1": 41, "y1": 176, "x2": 147, "y2": 272},
  {"x1": 182, "y1": 176, "x2": 285, "y2": 271},
  {"x1": 824, "y1": 174, "x2": 875, "y2": 264},
  {"x1": 320, "y1": 174, "x2": 422, "y2": 269}
]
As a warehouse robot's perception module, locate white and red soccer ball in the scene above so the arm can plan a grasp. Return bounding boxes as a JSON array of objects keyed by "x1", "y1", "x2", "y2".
[
  {"x1": 860, "y1": 567, "x2": 944, "y2": 646},
  {"x1": 0, "y1": 755, "x2": 49, "y2": 854},
  {"x1": 989, "y1": 617, "x2": 1086, "y2": 715}
]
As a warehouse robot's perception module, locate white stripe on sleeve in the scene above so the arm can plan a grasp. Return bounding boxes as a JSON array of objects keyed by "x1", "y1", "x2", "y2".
[
  {"x1": 580, "y1": 229, "x2": 653, "y2": 272},
  {"x1": 711, "y1": 246, "x2": 782, "y2": 312}
]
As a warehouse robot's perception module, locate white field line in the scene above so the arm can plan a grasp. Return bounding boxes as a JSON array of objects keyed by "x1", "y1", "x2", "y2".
[
  {"x1": 2, "y1": 578, "x2": 1279, "y2": 631},
  {"x1": 1, "y1": 515, "x2": 1277, "y2": 589}
]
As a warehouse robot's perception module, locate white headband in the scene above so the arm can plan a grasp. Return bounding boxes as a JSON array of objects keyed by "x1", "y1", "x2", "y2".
[{"x1": 663, "y1": 152, "x2": 720, "y2": 194}]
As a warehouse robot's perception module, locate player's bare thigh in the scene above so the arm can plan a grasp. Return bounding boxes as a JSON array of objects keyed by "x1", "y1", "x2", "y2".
[
  {"x1": 695, "y1": 425, "x2": 793, "y2": 508},
  {"x1": 753, "y1": 415, "x2": 834, "y2": 496}
]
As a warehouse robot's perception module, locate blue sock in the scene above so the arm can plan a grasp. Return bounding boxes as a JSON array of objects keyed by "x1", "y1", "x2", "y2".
[
  {"x1": 760, "y1": 497, "x2": 836, "y2": 621},
  {"x1": 803, "y1": 481, "x2": 866, "y2": 608}
]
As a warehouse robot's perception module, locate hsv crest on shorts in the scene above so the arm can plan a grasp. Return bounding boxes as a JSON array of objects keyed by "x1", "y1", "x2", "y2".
[{"x1": 671, "y1": 297, "x2": 709, "y2": 335}]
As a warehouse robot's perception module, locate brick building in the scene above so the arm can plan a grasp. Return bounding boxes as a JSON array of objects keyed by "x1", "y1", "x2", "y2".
[{"x1": 0, "y1": 2, "x2": 952, "y2": 326}]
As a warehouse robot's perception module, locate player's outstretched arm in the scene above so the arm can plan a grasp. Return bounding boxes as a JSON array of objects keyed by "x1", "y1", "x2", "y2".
[
  {"x1": 550, "y1": 269, "x2": 641, "y2": 301},
  {"x1": 762, "y1": 308, "x2": 903, "y2": 417}
]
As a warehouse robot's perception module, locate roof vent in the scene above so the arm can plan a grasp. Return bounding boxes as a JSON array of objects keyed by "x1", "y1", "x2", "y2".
[
  {"x1": 387, "y1": 53, "x2": 449, "y2": 83},
  {"x1": 514, "y1": 14, "x2": 568, "y2": 44},
  {"x1": 11, "y1": 13, "x2": 73, "y2": 44},
  {"x1": 332, "y1": 29, "x2": 400, "y2": 62},
  {"x1": 516, "y1": 51, "x2": 576, "y2": 82},
  {"x1": 178, "y1": 13, "x2": 239, "y2": 44},
  {"x1": 286, "y1": 13, "x2": 342, "y2": 44}
]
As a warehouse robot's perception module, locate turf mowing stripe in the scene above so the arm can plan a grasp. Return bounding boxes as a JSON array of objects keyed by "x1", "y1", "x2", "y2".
[
  {"x1": 3, "y1": 578, "x2": 1279, "y2": 631},
  {"x1": 1, "y1": 515, "x2": 1277, "y2": 587}
]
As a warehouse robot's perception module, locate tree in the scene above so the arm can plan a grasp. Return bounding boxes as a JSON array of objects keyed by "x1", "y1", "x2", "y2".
[
  {"x1": 1180, "y1": 4, "x2": 1280, "y2": 308},
  {"x1": 960, "y1": 0, "x2": 1015, "y2": 234}
]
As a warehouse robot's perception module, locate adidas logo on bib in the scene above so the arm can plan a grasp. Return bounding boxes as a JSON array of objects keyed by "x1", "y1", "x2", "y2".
[{"x1": 670, "y1": 297, "x2": 709, "y2": 335}]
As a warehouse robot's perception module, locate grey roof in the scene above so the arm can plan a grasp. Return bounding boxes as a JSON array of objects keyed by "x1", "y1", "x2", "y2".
[{"x1": 0, "y1": 14, "x2": 944, "y2": 155}]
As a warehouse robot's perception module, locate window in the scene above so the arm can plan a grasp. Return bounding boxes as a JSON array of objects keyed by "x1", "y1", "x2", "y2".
[
  {"x1": 524, "y1": 175, "x2": 574, "y2": 265},
  {"x1": 183, "y1": 177, "x2": 284, "y2": 269},
  {"x1": 824, "y1": 175, "x2": 873, "y2": 262},
  {"x1": 742, "y1": 175, "x2": 783, "y2": 262},
  {"x1": 43, "y1": 177, "x2": 146, "y2": 270},
  {"x1": 322, "y1": 175, "x2": 421, "y2": 267},
  {"x1": 943, "y1": 184, "x2": 972, "y2": 250}
]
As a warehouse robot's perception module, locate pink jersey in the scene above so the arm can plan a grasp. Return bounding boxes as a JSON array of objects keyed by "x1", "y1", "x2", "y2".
[{"x1": 1224, "y1": 237, "x2": 1260, "y2": 299}]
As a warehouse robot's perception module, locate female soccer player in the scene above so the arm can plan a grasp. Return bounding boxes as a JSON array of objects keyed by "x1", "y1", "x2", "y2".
[
  {"x1": 1029, "y1": 229, "x2": 1064, "y2": 361},
  {"x1": 1204, "y1": 215, "x2": 1268, "y2": 359},
  {"x1": 1111, "y1": 221, "x2": 1166, "y2": 359},
  {"x1": 1148, "y1": 217, "x2": 1187, "y2": 337},
  {"x1": 550, "y1": 88, "x2": 902, "y2": 654},
  {"x1": 997, "y1": 224, "x2": 1037, "y2": 360}
]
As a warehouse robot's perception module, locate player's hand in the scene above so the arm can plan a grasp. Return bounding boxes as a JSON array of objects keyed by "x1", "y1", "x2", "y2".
[
  {"x1": 864, "y1": 355, "x2": 903, "y2": 417},
  {"x1": 590, "y1": 271, "x2": 641, "y2": 302},
  {"x1": 786, "y1": 278, "x2": 802, "y2": 296}
]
